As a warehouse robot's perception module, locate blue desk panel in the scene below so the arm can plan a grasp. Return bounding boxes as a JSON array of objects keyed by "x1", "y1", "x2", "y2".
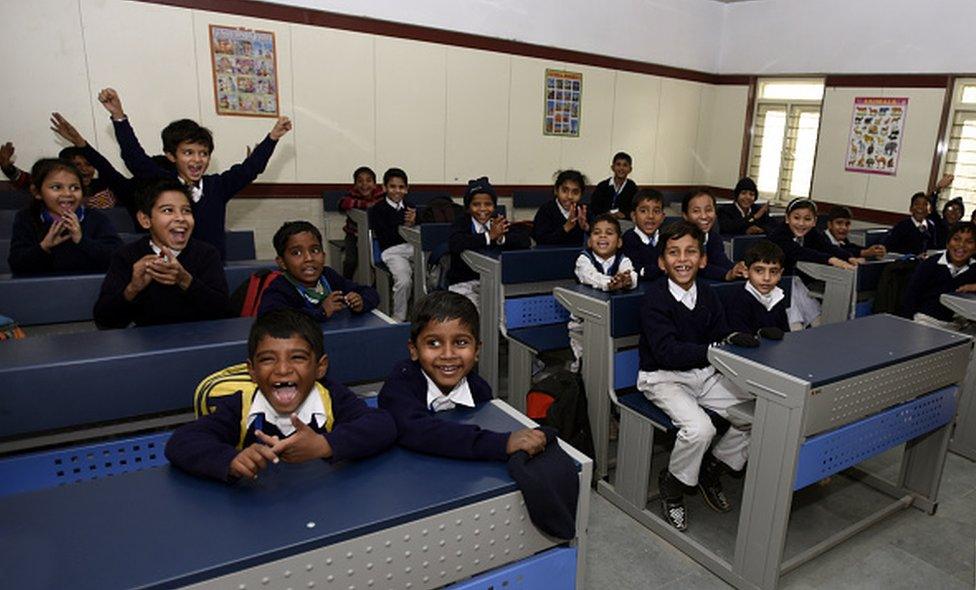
[{"x1": 500, "y1": 247, "x2": 580, "y2": 284}]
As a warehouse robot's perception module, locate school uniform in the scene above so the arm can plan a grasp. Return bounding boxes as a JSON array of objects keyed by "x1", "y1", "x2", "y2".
[
  {"x1": 768, "y1": 223, "x2": 852, "y2": 326},
  {"x1": 338, "y1": 186, "x2": 385, "y2": 278},
  {"x1": 377, "y1": 359, "x2": 510, "y2": 461},
  {"x1": 884, "y1": 217, "x2": 936, "y2": 256},
  {"x1": 589, "y1": 178, "x2": 638, "y2": 217},
  {"x1": 927, "y1": 190, "x2": 950, "y2": 250},
  {"x1": 368, "y1": 197, "x2": 416, "y2": 322},
  {"x1": 446, "y1": 214, "x2": 531, "y2": 307},
  {"x1": 700, "y1": 227, "x2": 735, "y2": 281},
  {"x1": 826, "y1": 230, "x2": 864, "y2": 258},
  {"x1": 902, "y1": 252, "x2": 976, "y2": 328},
  {"x1": 569, "y1": 249, "x2": 638, "y2": 369},
  {"x1": 716, "y1": 202, "x2": 767, "y2": 236},
  {"x1": 164, "y1": 377, "x2": 397, "y2": 481},
  {"x1": 93, "y1": 236, "x2": 229, "y2": 329},
  {"x1": 256, "y1": 266, "x2": 379, "y2": 321},
  {"x1": 7, "y1": 207, "x2": 121, "y2": 276},
  {"x1": 531, "y1": 199, "x2": 586, "y2": 246},
  {"x1": 723, "y1": 282, "x2": 790, "y2": 334},
  {"x1": 112, "y1": 117, "x2": 280, "y2": 260},
  {"x1": 622, "y1": 227, "x2": 664, "y2": 283},
  {"x1": 637, "y1": 277, "x2": 751, "y2": 486}
]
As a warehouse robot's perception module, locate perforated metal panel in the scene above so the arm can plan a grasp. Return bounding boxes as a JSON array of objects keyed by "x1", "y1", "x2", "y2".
[
  {"x1": 504, "y1": 295, "x2": 570, "y2": 330},
  {"x1": 794, "y1": 386, "x2": 957, "y2": 490},
  {"x1": 445, "y1": 546, "x2": 576, "y2": 589}
]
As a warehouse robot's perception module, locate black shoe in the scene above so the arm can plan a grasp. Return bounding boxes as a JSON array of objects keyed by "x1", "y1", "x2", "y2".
[
  {"x1": 659, "y1": 470, "x2": 688, "y2": 531},
  {"x1": 699, "y1": 456, "x2": 732, "y2": 513}
]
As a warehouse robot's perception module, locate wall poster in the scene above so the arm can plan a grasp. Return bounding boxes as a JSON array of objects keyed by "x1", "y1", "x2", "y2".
[
  {"x1": 209, "y1": 24, "x2": 279, "y2": 117},
  {"x1": 544, "y1": 69, "x2": 582, "y2": 137},
  {"x1": 845, "y1": 97, "x2": 908, "y2": 176}
]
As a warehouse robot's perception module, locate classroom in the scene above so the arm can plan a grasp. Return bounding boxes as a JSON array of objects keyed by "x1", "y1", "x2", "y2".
[{"x1": 1, "y1": 1, "x2": 974, "y2": 589}]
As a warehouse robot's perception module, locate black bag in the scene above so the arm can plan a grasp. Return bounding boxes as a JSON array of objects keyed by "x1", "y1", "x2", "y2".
[
  {"x1": 228, "y1": 269, "x2": 281, "y2": 317},
  {"x1": 418, "y1": 196, "x2": 464, "y2": 223},
  {"x1": 872, "y1": 258, "x2": 919, "y2": 316},
  {"x1": 524, "y1": 370, "x2": 595, "y2": 460}
]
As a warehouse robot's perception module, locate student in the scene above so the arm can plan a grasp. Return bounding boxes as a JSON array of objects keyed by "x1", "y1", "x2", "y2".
[
  {"x1": 447, "y1": 177, "x2": 530, "y2": 306},
  {"x1": 338, "y1": 166, "x2": 385, "y2": 279},
  {"x1": 378, "y1": 291, "x2": 548, "y2": 460},
  {"x1": 716, "y1": 177, "x2": 768, "y2": 236},
  {"x1": 825, "y1": 206, "x2": 887, "y2": 259},
  {"x1": 8, "y1": 158, "x2": 121, "y2": 276},
  {"x1": 637, "y1": 221, "x2": 753, "y2": 531},
  {"x1": 257, "y1": 221, "x2": 379, "y2": 320},
  {"x1": 164, "y1": 309, "x2": 397, "y2": 481},
  {"x1": 368, "y1": 167, "x2": 416, "y2": 322},
  {"x1": 97, "y1": 87, "x2": 292, "y2": 260},
  {"x1": 928, "y1": 173, "x2": 957, "y2": 249},
  {"x1": 569, "y1": 214, "x2": 638, "y2": 370},
  {"x1": 622, "y1": 188, "x2": 667, "y2": 282},
  {"x1": 1, "y1": 135, "x2": 117, "y2": 209},
  {"x1": 93, "y1": 179, "x2": 229, "y2": 328},
  {"x1": 723, "y1": 240, "x2": 790, "y2": 335},
  {"x1": 902, "y1": 221, "x2": 976, "y2": 331},
  {"x1": 884, "y1": 191, "x2": 937, "y2": 256},
  {"x1": 589, "y1": 152, "x2": 638, "y2": 219},
  {"x1": 682, "y1": 188, "x2": 747, "y2": 281},
  {"x1": 532, "y1": 169, "x2": 590, "y2": 246}
]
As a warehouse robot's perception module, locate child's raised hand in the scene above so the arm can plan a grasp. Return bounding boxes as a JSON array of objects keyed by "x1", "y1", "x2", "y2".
[
  {"x1": 269, "y1": 116, "x2": 292, "y2": 140},
  {"x1": 97, "y1": 88, "x2": 125, "y2": 119},
  {"x1": 488, "y1": 216, "x2": 508, "y2": 242},
  {"x1": 39, "y1": 219, "x2": 71, "y2": 252},
  {"x1": 754, "y1": 202, "x2": 770, "y2": 219},
  {"x1": 322, "y1": 290, "x2": 347, "y2": 318},
  {"x1": 615, "y1": 271, "x2": 633, "y2": 290},
  {"x1": 229, "y1": 440, "x2": 280, "y2": 479},
  {"x1": 936, "y1": 173, "x2": 954, "y2": 191},
  {"x1": 50, "y1": 113, "x2": 86, "y2": 147},
  {"x1": 506, "y1": 428, "x2": 548, "y2": 456},
  {"x1": 260, "y1": 415, "x2": 333, "y2": 463},
  {"x1": 563, "y1": 203, "x2": 578, "y2": 233},
  {"x1": 576, "y1": 204, "x2": 589, "y2": 231},
  {"x1": 344, "y1": 291, "x2": 364, "y2": 312},
  {"x1": 0, "y1": 142, "x2": 15, "y2": 169},
  {"x1": 59, "y1": 209, "x2": 83, "y2": 243},
  {"x1": 725, "y1": 261, "x2": 748, "y2": 281},
  {"x1": 125, "y1": 254, "x2": 157, "y2": 299},
  {"x1": 147, "y1": 248, "x2": 192, "y2": 289},
  {"x1": 404, "y1": 207, "x2": 417, "y2": 227}
]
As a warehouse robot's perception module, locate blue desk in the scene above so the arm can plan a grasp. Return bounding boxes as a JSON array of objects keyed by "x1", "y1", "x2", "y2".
[
  {"x1": 0, "y1": 401, "x2": 591, "y2": 590},
  {"x1": 796, "y1": 254, "x2": 897, "y2": 324},
  {"x1": 0, "y1": 310, "x2": 408, "y2": 452},
  {"x1": 938, "y1": 292, "x2": 976, "y2": 461}
]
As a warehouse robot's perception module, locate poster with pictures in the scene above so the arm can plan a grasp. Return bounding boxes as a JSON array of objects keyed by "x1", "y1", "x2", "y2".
[
  {"x1": 209, "y1": 24, "x2": 279, "y2": 117},
  {"x1": 544, "y1": 69, "x2": 582, "y2": 137},
  {"x1": 844, "y1": 97, "x2": 908, "y2": 176}
]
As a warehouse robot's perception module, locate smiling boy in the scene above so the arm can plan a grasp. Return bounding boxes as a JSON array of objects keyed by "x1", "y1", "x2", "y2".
[
  {"x1": 723, "y1": 240, "x2": 790, "y2": 336},
  {"x1": 622, "y1": 189, "x2": 667, "y2": 282},
  {"x1": 902, "y1": 222, "x2": 976, "y2": 331}
]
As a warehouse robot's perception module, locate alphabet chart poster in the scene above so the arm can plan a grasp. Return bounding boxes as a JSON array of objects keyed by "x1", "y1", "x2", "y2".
[
  {"x1": 845, "y1": 97, "x2": 908, "y2": 176},
  {"x1": 210, "y1": 25, "x2": 279, "y2": 117},
  {"x1": 544, "y1": 69, "x2": 582, "y2": 137}
]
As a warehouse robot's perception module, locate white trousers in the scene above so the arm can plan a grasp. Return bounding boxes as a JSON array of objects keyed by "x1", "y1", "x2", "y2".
[
  {"x1": 449, "y1": 279, "x2": 480, "y2": 309},
  {"x1": 567, "y1": 315, "x2": 584, "y2": 372},
  {"x1": 637, "y1": 367, "x2": 752, "y2": 486},
  {"x1": 786, "y1": 276, "x2": 821, "y2": 327},
  {"x1": 381, "y1": 243, "x2": 414, "y2": 321}
]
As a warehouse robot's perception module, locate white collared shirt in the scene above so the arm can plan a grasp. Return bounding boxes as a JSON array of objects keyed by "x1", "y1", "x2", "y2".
[
  {"x1": 913, "y1": 218, "x2": 930, "y2": 233},
  {"x1": 633, "y1": 226, "x2": 659, "y2": 247},
  {"x1": 575, "y1": 252, "x2": 638, "y2": 291},
  {"x1": 247, "y1": 387, "x2": 327, "y2": 436},
  {"x1": 424, "y1": 371, "x2": 475, "y2": 412},
  {"x1": 745, "y1": 281, "x2": 785, "y2": 311},
  {"x1": 668, "y1": 278, "x2": 697, "y2": 311},
  {"x1": 149, "y1": 240, "x2": 182, "y2": 259},
  {"x1": 472, "y1": 218, "x2": 504, "y2": 245},
  {"x1": 826, "y1": 231, "x2": 843, "y2": 247},
  {"x1": 183, "y1": 180, "x2": 203, "y2": 203},
  {"x1": 937, "y1": 251, "x2": 972, "y2": 278},
  {"x1": 386, "y1": 196, "x2": 404, "y2": 211},
  {"x1": 556, "y1": 200, "x2": 571, "y2": 220}
]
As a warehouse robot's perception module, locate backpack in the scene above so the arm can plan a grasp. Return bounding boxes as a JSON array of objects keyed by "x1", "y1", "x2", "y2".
[
  {"x1": 418, "y1": 196, "x2": 464, "y2": 224},
  {"x1": 524, "y1": 369, "x2": 595, "y2": 460},
  {"x1": 229, "y1": 269, "x2": 281, "y2": 317}
]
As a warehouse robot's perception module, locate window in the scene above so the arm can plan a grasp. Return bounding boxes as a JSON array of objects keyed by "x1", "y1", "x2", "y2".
[
  {"x1": 942, "y1": 81, "x2": 976, "y2": 210},
  {"x1": 748, "y1": 80, "x2": 825, "y2": 203}
]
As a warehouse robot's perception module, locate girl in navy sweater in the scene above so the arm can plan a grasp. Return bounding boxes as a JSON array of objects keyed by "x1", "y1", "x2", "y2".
[
  {"x1": 531, "y1": 169, "x2": 590, "y2": 246},
  {"x1": 902, "y1": 222, "x2": 976, "y2": 331},
  {"x1": 682, "y1": 189, "x2": 747, "y2": 282}
]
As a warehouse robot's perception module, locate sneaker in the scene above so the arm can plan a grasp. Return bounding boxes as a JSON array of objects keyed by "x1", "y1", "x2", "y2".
[
  {"x1": 658, "y1": 470, "x2": 688, "y2": 531},
  {"x1": 699, "y1": 456, "x2": 732, "y2": 513}
]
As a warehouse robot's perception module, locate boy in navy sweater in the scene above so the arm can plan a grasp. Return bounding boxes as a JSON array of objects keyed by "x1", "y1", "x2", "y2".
[
  {"x1": 589, "y1": 152, "x2": 638, "y2": 219},
  {"x1": 724, "y1": 241, "x2": 790, "y2": 335},
  {"x1": 97, "y1": 87, "x2": 292, "y2": 260},
  {"x1": 622, "y1": 189, "x2": 667, "y2": 282},
  {"x1": 716, "y1": 177, "x2": 769, "y2": 236},
  {"x1": 531, "y1": 169, "x2": 590, "y2": 246},
  {"x1": 825, "y1": 206, "x2": 887, "y2": 259},
  {"x1": 257, "y1": 221, "x2": 379, "y2": 320},
  {"x1": 638, "y1": 221, "x2": 753, "y2": 531},
  {"x1": 165, "y1": 309, "x2": 396, "y2": 481},
  {"x1": 682, "y1": 189, "x2": 747, "y2": 281},
  {"x1": 368, "y1": 167, "x2": 416, "y2": 321},
  {"x1": 902, "y1": 221, "x2": 976, "y2": 331},
  {"x1": 884, "y1": 191, "x2": 937, "y2": 256},
  {"x1": 378, "y1": 291, "x2": 547, "y2": 460}
]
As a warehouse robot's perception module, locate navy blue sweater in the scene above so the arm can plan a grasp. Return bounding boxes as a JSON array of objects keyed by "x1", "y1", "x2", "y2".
[
  {"x1": 93, "y1": 236, "x2": 229, "y2": 328},
  {"x1": 8, "y1": 208, "x2": 121, "y2": 276},
  {"x1": 256, "y1": 267, "x2": 379, "y2": 320},
  {"x1": 621, "y1": 228, "x2": 663, "y2": 283},
  {"x1": 701, "y1": 227, "x2": 735, "y2": 280},
  {"x1": 768, "y1": 224, "x2": 850, "y2": 274},
  {"x1": 447, "y1": 214, "x2": 531, "y2": 284},
  {"x1": 164, "y1": 377, "x2": 397, "y2": 481},
  {"x1": 717, "y1": 203, "x2": 768, "y2": 236},
  {"x1": 531, "y1": 200, "x2": 587, "y2": 246},
  {"x1": 884, "y1": 217, "x2": 936, "y2": 256},
  {"x1": 368, "y1": 198, "x2": 415, "y2": 252},
  {"x1": 723, "y1": 284, "x2": 790, "y2": 334},
  {"x1": 113, "y1": 118, "x2": 279, "y2": 260},
  {"x1": 901, "y1": 255, "x2": 976, "y2": 321},
  {"x1": 638, "y1": 278, "x2": 732, "y2": 372},
  {"x1": 589, "y1": 178, "x2": 638, "y2": 217},
  {"x1": 378, "y1": 359, "x2": 510, "y2": 461}
]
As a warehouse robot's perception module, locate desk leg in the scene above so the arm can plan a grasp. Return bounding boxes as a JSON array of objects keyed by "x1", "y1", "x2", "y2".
[
  {"x1": 480, "y1": 278, "x2": 500, "y2": 396},
  {"x1": 950, "y1": 346, "x2": 976, "y2": 461},
  {"x1": 582, "y1": 321, "x2": 612, "y2": 481},
  {"x1": 899, "y1": 422, "x2": 953, "y2": 514},
  {"x1": 507, "y1": 339, "x2": 532, "y2": 415},
  {"x1": 413, "y1": 250, "x2": 427, "y2": 304},
  {"x1": 819, "y1": 272, "x2": 855, "y2": 325}
]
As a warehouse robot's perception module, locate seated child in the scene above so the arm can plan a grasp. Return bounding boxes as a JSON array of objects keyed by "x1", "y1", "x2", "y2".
[
  {"x1": 258, "y1": 221, "x2": 379, "y2": 320},
  {"x1": 638, "y1": 221, "x2": 753, "y2": 531},
  {"x1": 378, "y1": 291, "x2": 548, "y2": 460},
  {"x1": 682, "y1": 188, "x2": 747, "y2": 281},
  {"x1": 8, "y1": 158, "x2": 121, "y2": 276},
  {"x1": 98, "y1": 87, "x2": 292, "y2": 260},
  {"x1": 622, "y1": 188, "x2": 667, "y2": 282},
  {"x1": 447, "y1": 177, "x2": 530, "y2": 307},
  {"x1": 338, "y1": 166, "x2": 385, "y2": 279},
  {"x1": 902, "y1": 221, "x2": 976, "y2": 331},
  {"x1": 884, "y1": 191, "x2": 937, "y2": 256},
  {"x1": 93, "y1": 179, "x2": 229, "y2": 328},
  {"x1": 589, "y1": 152, "x2": 637, "y2": 219},
  {"x1": 165, "y1": 309, "x2": 397, "y2": 481},
  {"x1": 570, "y1": 213, "x2": 638, "y2": 370},
  {"x1": 367, "y1": 167, "x2": 416, "y2": 322},
  {"x1": 928, "y1": 174, "x2": 957, "y2": 249},
  {"x1": 723, "y1": 240, "x2": 790, "y2": 335},
  {"x1": 825, "y1": 206, "x2": 887, "y2": 259},
  {"x1": 716, "y1": 177, "x2": 769, "y2": 236},
  {"x1": 531, "y1": 170, "x2": 590, "y2": 246}
]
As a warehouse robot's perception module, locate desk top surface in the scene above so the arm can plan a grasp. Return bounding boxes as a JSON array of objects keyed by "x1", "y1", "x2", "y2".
[
  {"x1": 0, "y1": 403, "x2": 523, "y2": 590},
  {"x1": 940, "y1": 292, "x2": 976, "y2": 319}
]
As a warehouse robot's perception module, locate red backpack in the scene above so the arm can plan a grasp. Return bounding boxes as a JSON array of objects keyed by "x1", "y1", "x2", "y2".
[{"x1": 230, "y1": 270, "x2": 281, "y2": 317}]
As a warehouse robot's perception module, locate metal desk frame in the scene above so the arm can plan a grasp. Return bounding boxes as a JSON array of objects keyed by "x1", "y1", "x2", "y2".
[{"x1": 939, "y1": 292, "x2": 976, "y2": 460}]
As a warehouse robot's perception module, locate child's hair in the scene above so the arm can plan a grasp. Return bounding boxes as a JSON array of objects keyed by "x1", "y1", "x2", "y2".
[
  {"x1": 57, "y1": 146, "x2": 88, "y2": 162},
  {"x1": 273, "y1": 221, "x2": 322, "y2": 256},
  {"x1": 909, "y1": 191, "x2": 928, "y2": 207},
  {"x1": 947, "y1": 221, "x2": 976, "y2": 242},
  {"x1": 27, "y1": 158, "x2": 84, "y2": 230},
  {"x1": 410, "y1": 291, "x2": 480, "y2": 342},
  {"x1": 136, "y1": 179, "x2": 192, "y2": 216},
  {"x1": 786, "y1": 197, "x2": 817, "y2": 216},
  {"x1": 591, "y1": 213, "x2": 622, "y2": 234},
  {"x1": 383, "y1": 167, "x2": 408, "y2": 186},
  {"x1": 943, "y1": 197, "x2": 965, "y2": 219},
  {"x1": 733, "y1": 177, "x2": 758, "y2": 199},
  {"x1": 743, "y1": 240, "x2": 785, "y2": 268},
  {"x1": 553, "y1": 169, "x2": 587, "y2": 191},
  {"x1": 161, "y1": 119, "x2": 214, "y2": 154},
  {"x1": 248, "y1": 309, "x2": 324, "y2": 360},
  {"x1": 660, "y1": 219, "x2": 704, "y2": 251},
  {"x1": 681, "y1": 188, "x2": 715, "y2": 213},
  {"x1": 632, "y1": 188, "x2": 664, "y2": 209},
  {"x1": 612, "y1": 151, "x2": 632, "y2": 165},
  {"x1": 464, "y1": 176, "x2": 497, "y2": 207},
  {"x1": 827, "y1": 206, "x2": 853, "y2": 222},
  {"x1": 353, "y1": 166, "x2": 376, "y2": 183}
]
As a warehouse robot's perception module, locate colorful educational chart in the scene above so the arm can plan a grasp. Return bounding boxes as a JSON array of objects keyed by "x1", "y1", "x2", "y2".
[
  {"x1": 544, "y1": 69, "x2": 582, "y2": 137},
  {"x1": 845, "y1": 97, "x2": 908, "y2": 176},
  {"x1": 209, "y1": 25, "x2": 279, "y2": 117}
]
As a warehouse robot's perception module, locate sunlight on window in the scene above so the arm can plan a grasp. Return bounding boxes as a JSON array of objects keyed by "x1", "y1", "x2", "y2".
[
  {"x1": 961, "y1": 86, "x2": 976, "y2": 104},
  {"x1": 790, "y1": 112, "x2": 820, "y2": 197},
  {"x1": 757, "y1": 111, "x2": 786, "y2": 194},
  {"x1": 761, "y1": 82, "x2": 824, "y2": 101}
]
